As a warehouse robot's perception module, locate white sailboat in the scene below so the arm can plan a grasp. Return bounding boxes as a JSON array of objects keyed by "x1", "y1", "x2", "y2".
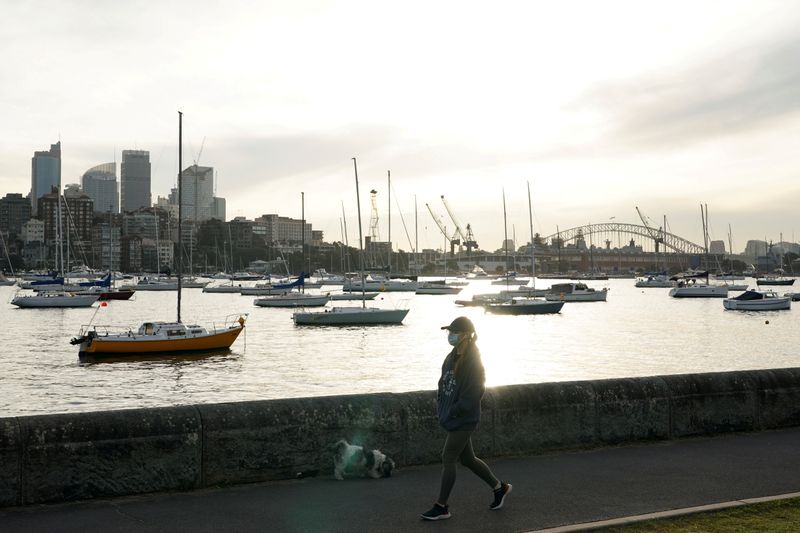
[
  {"x1": 486, "y1": 182, "x2": 564, "y2": 315},
  {"x1": 12, "y1": 187, "x2": 99, "y2": 308},
  {"x1": 293, "y1": 158, "x2": 409, "y2": 326}
]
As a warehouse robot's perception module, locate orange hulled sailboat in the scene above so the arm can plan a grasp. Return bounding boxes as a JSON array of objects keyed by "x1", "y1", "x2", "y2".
[{"x1": 71, "y1": 111, "x2": 246, "y2": 358}]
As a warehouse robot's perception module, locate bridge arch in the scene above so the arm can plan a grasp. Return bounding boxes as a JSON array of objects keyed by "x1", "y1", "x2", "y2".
[{"x1": 543, "y1": 223, "x2": 705, "y2": 255}]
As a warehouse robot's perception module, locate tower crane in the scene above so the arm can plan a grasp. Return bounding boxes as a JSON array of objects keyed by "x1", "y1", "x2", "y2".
[
  {"x1": 426, "y1": 203, "x2": 460, "y2": 256},
  {"x1": 635, "y1": 206, "x2": 664, "y2": 253},
  {"x1": 440, "y1": 195, "x2": 478, "y2": 255}
]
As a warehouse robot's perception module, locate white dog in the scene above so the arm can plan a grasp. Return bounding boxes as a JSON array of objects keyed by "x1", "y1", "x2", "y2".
[{"x1": 333, "y1": 439, "x2": 395, "y2": 480}]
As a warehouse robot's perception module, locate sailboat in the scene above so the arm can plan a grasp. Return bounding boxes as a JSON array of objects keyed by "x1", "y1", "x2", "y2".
[
  {"x1": 486, "y1": 182, "x2": 564, "y2": 315},
  {"x1": 293, "y1": 158, "x2": 409, "y2": 325},
  {"x1": 12, "y1": 187, "x2": 100, "y2": 308},
  {"x1": 70, "y1": 112, "x2": 247, "y2": 358}
]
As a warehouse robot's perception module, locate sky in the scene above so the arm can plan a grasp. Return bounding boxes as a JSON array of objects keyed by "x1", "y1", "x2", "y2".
[{"x1": 2, "y1": 1, "x2": 800, "y2": 254}]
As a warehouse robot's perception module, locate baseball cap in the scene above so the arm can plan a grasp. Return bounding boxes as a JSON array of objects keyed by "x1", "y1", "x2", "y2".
[{"x1": 440, "y1": 316, "x2": 475, "y2": 333}]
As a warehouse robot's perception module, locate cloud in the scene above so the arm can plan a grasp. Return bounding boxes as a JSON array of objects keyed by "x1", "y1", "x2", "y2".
[{"x1": 572, "y1": 34, "x2": 800, "y2": 150}]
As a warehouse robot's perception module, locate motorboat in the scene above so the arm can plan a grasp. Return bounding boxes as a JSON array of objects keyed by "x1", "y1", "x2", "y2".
[
  {"x1": 545, "y1": 282, "x2": 608, "y2": 302},
  {"x1": 72, "y1": 286, "x2": 136, "y2": 301},
  {"x1": 71, "y1": 316, "x2": 246, "y2": 357},
  {"x1": 784, "y1": 292, "x2": 800, "y2": 301},
  {"x1": 723, "y1": 290, "x2": 791, "y2": 311},
  {"x1": 415, "y1": 281, "x2": 463, "y2": 295},
  {"x1": 343, "y1": 275, "x2": 418, "y2": 292},
  {"x1": 11, "y1": 291, "x2": 100, "y2": 308},
  {"x1": 293, "y1": 306, "x2": 408, "y2": 325},
  {"x1": 466, "y1": 265, "x2": 489, "y2": 279},
  {"x1": 254, "y1": 292, "x2": 330, "y2": 307},
  {"x1": 181, "y1": 278, "x2": 209, "y2": 289},
  {"x1": 635, "y1": 273, "x2": 674, "y2": 288},
  {"x1": 668, "y1": 271, "x2": 728, "y2": 298},
  {"x1": 311, "y1": 269, "x2": 346, "y2": 286},
  {"x1": 485, "y1": 298, "x2": 564, "y2": 315},
  {"x1": 756, "y1": 276, "x2": 795, "y2": 286},
  {"x1": 121, "y1": 277, "x2": 178, "y2": 291}
]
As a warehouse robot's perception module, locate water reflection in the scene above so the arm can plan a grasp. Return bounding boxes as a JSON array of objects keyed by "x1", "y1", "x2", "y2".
[{"x1": 2, "y1": 278, "x2": 800, "y2": 416}]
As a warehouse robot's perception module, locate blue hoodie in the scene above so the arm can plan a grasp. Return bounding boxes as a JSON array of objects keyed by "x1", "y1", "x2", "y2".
[{"x1": 437, "y1": 343, "x2": 485, "y2": 431}]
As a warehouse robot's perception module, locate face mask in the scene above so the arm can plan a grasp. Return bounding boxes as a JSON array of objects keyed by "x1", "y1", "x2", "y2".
[{"x1": 447, "y1": 332, "x2": 461, "y2": 346}]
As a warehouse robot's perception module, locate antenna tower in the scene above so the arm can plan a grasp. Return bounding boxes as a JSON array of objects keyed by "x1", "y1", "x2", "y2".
[{"x1": 369, "y1": 189, "x2": 380, "y2": 241}]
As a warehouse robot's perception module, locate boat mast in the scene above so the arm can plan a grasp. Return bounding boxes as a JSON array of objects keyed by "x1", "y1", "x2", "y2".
[
  {"x1": 177, "y1": 111, "x2": 183, "y2": 323},
  {"x1": 414, "y1": 195, "x2": 418, "y2": 276},
  {"x1": 527, "y1": 181, "x2": 535, "y2": 292},
  {"x1": 341, "y1": 201, "x2": 350, "y2": 273},
  {"x1": 387, "y1": 170, "x2": 391, "y2": 275},
  {"x1": 352, "y1": 157, "x2": 366, "y2": 308},
  {"x1": 301, "y1": 191, "x2": 305, "y2": 292},
  {"x1": 502, "y1": 189, "x2": 509, "y2": 289}
]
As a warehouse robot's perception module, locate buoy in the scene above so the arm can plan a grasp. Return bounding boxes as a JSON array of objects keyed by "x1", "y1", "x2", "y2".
[{"x1": 765, "y1": 320, "x2": 770, "y2": 325}]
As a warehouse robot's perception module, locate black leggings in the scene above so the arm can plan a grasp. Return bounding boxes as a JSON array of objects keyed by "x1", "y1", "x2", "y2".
[{"x1": 438, "y1": 430, "x2": 499, "y2": 504}]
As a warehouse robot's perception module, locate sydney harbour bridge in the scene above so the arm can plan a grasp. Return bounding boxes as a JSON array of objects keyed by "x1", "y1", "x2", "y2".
[
  {"x1": 441, "y1": 222, "x2": 714, "y2": 274},
  {"x1": 542, "y1": 222, "x2": 706, "y2": 255}
]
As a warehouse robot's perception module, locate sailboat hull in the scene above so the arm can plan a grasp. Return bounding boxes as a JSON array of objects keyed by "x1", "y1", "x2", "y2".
[
  {"x1": 293, "y1": 307, "x2": 408, "y2": 325},
  {"x1": 76, "y1": 326, "x2": 244, "y2": 356},
  {"x1": 486, "y1": 300, "x2": 564, "y2": 315}
]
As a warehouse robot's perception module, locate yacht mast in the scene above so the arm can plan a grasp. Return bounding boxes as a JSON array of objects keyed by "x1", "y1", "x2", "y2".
[
  {"x1": 527, "y1": 181, "x2": 536, "y2": 290},
  {"x1": 352, "y1": 158, "x2": 366, "y2": 308},
  {"x1": 177, "y1": 111, "x2": 183, "y2": 323}
]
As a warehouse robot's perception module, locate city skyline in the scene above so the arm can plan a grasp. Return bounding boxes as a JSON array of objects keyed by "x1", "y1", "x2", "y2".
[{"x1": 2, "y1": 2, "x2": 800, "y2": 253}]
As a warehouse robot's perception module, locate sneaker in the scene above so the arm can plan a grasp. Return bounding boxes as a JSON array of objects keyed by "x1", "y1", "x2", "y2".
[
  {"x1": 421, "y1": 503, "x2": 451, "y2": 521},
  {"x1": 490, "y1": 482, "x2": 512, "y2": 510}
]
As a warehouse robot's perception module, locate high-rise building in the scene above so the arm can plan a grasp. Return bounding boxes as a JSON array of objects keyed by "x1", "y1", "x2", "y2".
[
  {"x1": 212, "y1": 197, "x2": 226, "y2": 221},
  {"x1": 0, "y1": 193, "x2": 32, "y2": 236},
  {"x1": 179, "y1": 165, "x2": 215, "y2": 222},
  {"x1": 709, "y1": 240, "x2": 726, "y2": 254},
  {"x1": 253, "y1": 214, "x2": 311, "y2": 244},
  {"x1": 82, "y1": 162, "x2": 119, "y2": 214},
  {"x1": 120, "y1": 150, "x2": 151, "y2": 212},
  {"x1": 30, "y1": 142, "x2": 61, "y2": 215}
]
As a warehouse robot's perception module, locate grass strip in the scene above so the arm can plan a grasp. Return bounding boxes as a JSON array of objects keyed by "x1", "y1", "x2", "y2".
[{"x1": 601, "y1": 496, "x2": 800, "y2": 532}]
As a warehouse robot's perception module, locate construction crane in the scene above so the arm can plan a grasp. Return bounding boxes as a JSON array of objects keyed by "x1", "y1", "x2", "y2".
[
  {"x1": 440, "y1": 195, "x2": 478, "y2": 255},
  {"x1": 635, "y1": 206, "x2": 664, "y2": 253},
  {"x1": 426, "y1": 203, "x2": 460, "y2": 256}
]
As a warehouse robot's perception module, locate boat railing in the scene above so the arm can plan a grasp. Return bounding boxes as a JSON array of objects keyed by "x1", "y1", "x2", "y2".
[
  {"x1": 76, "y1": 324, "x2": 136, "y2": 337},
  {"x1": 211, "y1": 313, "x2": 249, "y2": 333}
]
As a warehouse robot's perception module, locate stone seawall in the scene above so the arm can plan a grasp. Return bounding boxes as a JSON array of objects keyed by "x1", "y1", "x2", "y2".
[{"x1": 3, "y1": 367, "x2": 800, "y2": 507}]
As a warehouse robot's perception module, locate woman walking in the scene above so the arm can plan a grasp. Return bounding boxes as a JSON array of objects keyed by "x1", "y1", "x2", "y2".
[{"x1": 421, "y1": 316, "x2": 512, "y2": 521}]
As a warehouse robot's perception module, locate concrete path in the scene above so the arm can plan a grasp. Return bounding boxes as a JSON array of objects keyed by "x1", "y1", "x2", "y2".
[{"x1": 3, "y1": 427, "x2": 800, "y2": 533}]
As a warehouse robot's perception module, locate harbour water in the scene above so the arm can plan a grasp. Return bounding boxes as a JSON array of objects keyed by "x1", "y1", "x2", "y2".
[{"x1": 2, "y1": 278, "x2": 799, "y2": 417}]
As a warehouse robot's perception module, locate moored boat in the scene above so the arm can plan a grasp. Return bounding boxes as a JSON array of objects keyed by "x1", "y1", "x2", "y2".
[
  {"x1": 71, "y1": 317, "x2": 246, "y2": 357},
  {"x1": 415, "y1": 281, "x2": 463, "y2": 295},
  {"x1": 545, "y1": 282, "x2": 608, "y2": 302},
  {"x1": 11, "y1": 291, "x2": 99, "y2": 308},
  {"x1": 485, "y1": 298, "x2": 564, "y2": 315},
  {"x1": 254, "y1": 293, "x2": 330, "y2": 307},
  {"x1": 723, "y1": 290, "x2": 791, "y2": 311},
  {"x1": 668, "y1": 271, "x2": 728, "y2": 298},
  {"x1": 293, "y1": 306, "x2": 408, "y2": 325},
  {"x1": 71, "y1": 112, "x2": 247, "y2": 359}
]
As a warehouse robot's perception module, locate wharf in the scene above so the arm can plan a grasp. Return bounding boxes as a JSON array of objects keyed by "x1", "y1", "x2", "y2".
[{"x1": 3, "y1": 427, "x2": 800, "y2": 532}]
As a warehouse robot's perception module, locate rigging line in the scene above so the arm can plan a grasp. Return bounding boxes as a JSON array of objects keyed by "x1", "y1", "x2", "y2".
[
  {"x1": 389, "y1": 181, "x2": 415, "y2": 252},
  {"x1": 61, "y1": 197, "x2": 90, "y2": 268}
]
